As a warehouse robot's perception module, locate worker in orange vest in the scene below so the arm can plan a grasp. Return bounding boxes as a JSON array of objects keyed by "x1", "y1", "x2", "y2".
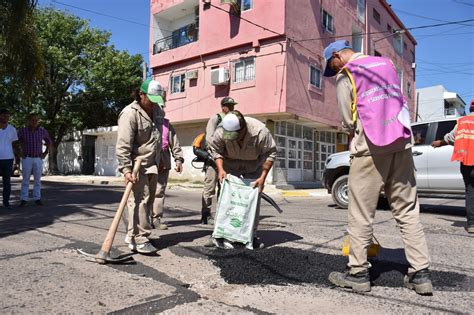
[{"x1": 432, "y1": 99, "x2": 474, "y2": 234}]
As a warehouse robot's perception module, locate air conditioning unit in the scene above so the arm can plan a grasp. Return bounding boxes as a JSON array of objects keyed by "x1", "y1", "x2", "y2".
[
  {"x1": 211, "y1": 68, "x2": 229, "y2": 85},
  {"x1": 411, "y1": 62, "x2": 416, "y2": 69},
  {"x1": 185, "y1": 70, "x2": 199, "y2": 80}
]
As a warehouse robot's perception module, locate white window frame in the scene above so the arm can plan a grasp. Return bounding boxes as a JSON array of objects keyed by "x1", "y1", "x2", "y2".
[
  {"x1": 170, "y1": 73, "x2": 185, "y2": 94},
  {"x1": 309, "y1": 65, "x2": 322, "y2": 89},
  {"x1": 322, "y1": 10, "x2": 334, "y2": 33},
  {"x1": 357, "y1": 0, "x2": 366, "y2": 23},
  {"x1": 241, "y1": 0, "x2": 253, "y2": 12},
  {"x1": 232, "y1": 57, "x2": 255, "y2": 83}
]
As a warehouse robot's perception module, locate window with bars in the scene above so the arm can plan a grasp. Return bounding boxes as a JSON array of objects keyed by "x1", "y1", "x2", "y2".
[
  {"x1": 322, "y1": 10, "x2": 334, "y2": 33},
  {"x1": 241, "y1": 0, "x2": 252, "y2": 11},
  {"x1": 373, "y1": 8, "x2": 380, "y2": 24},
  {"x1": 170, "y1": 74, "x2": 185, "y2": 94},
  {"x1": 357, "y1": 0, "x2": 365, "y2": 23},
  {"x1": 309, "y1": 65, "x2": 322, "y2": 89},
  {"x1": 233, "y1": 57, "x2": 255, "y2": 83},
  {"x1": 393, "y1": 32, "x2": 403, "y2": 56}
]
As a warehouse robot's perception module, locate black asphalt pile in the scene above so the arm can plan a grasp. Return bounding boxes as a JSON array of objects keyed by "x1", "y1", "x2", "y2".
[{"x1": 173, "y1": 246, "x2": 473, "y2": 292}]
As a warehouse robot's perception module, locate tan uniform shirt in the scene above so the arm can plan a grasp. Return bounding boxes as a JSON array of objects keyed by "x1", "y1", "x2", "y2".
[
  {"x1": 209, "y1": 117, "x2": 277, "y2": 164},
  {"x1": 160, "y1": 122, "x2": 184, "y2": 170},
  {"x1": 116, "y1": 101, "x2": 163, "y2": 174},
  {"x1": 336, "y1": 53, "x2": 413, "y2": 156},
  {"x1": 205, "y1": 113, "x2": 224, "y2": 145}
]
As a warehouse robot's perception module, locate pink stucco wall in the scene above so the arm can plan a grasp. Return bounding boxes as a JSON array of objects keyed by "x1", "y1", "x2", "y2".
[
  {"x1": 150, "y1": 0, "x2": 285, "y2": 68},
  {"x1": 153, "y1": 38, "x2": 287, "y2": 123},
  {"x1": 150, "y1": 0, "x2": 417, "y2": 125}
]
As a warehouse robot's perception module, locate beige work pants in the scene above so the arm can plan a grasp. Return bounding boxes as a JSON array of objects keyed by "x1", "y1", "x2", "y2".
[
  {"x1": 152, "y1": 169, "x2": 169, "y2": 221},
  {"x1": 348, "y1": 149, "x2": 430, "y2": 275},
  {"x1": 127, "y1": 173, "x2": 157, "y2": 244},
  {"x1": 201, "y1": 165, "x2": 217, "y2": 213}
]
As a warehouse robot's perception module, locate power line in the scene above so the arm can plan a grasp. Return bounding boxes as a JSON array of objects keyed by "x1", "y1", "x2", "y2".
[
  {"x1": 392, "y1": 7, "x2": 474, "y2": 27},
  {"x1": 51, "y1": 0, "x2": 173, "y2": 32}
]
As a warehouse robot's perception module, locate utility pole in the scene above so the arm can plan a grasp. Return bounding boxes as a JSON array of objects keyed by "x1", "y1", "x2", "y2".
[{"x1": 142, "y1": 62, "x2": 147, "y2": 80}]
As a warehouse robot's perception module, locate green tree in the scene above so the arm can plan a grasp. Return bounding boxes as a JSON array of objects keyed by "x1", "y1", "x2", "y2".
[
  {"x1": 0, "y1": 0, "x2": 44, "y2": 101},
  {"x1": 30, "y1": 8, "x2": 143, "y2": 173}
]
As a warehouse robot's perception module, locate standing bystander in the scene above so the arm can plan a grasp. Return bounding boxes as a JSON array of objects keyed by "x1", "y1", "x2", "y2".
[
  {"x1": 432, "y1": 99, "x2": 474, "y2": 234},
  {"x1": 151, "y1": 111, "x2": 184, "y2": 230},
  {"x1": 17, "y1": 113, "x2": 52, "y2": 206},
  {"x1": 322, "y1": 40, "x2": 432, "y2": 295},
  {"x1": 0, "y1": 109, "x2": 18, "y2": 209}
]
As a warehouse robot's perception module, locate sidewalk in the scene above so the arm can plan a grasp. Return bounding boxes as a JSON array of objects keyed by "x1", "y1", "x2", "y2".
[{"x1": 41, "y1": 175, "x2": 328, "y2": 197}]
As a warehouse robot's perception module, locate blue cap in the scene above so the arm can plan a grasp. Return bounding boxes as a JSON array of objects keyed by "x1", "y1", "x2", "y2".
[{"x1": 323, "y1": 40, "x2": 352, "y2": 77}]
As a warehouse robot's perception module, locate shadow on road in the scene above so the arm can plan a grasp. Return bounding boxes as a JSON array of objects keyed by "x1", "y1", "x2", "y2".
[{"x1": 0, "y1": 181, "x2": 123, "y2": 239}]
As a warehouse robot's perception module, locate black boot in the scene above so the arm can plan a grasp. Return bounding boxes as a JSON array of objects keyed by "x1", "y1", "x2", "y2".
[
  {"x1": 404, "y1": 269, "x2": 433, "y2": 295},
  {"x1": 201, "y1": 208, "x2": 211, "y2": 224},
  {"x1": 328, "y1": 270, "x2": 371, "y2": 292}
]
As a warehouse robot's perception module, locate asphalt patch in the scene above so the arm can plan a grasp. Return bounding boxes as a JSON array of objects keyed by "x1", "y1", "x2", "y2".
[{"x1": 171, "y1": 246, "x2": 473, "y2": 292}]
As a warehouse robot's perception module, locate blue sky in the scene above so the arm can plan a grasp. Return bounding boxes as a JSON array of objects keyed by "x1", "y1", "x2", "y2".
[{"x1": 39, "y1": 0, "x2": 474, "y2": 105}]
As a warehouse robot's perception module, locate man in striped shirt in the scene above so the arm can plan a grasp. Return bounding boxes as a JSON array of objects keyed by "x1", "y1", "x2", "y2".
[{"x1": 18, "y1": 113, "x2": 52, "y2": 206}]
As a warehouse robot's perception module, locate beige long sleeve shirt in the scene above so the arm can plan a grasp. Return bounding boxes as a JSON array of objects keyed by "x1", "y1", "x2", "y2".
[
  {"x1": 116, "y1": 101, "x2": 163, "y2": 174},
  {"x1": 209, "y1": 117, "x2": 277, "y2": 164},
  {"x1": 336, "y1": 53, "x2": 412, "y2": 156}
]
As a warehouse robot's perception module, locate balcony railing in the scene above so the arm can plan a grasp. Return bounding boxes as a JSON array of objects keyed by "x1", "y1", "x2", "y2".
[{"x1": 153, "y1": 22, "x2": 199, "y2": 54}]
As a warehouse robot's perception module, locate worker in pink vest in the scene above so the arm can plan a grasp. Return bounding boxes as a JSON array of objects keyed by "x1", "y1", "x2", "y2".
[
  {"x1": 151, "y1": 105, "x2": 184, "y2": 230},
  {"x1": 323, "y1": 40, "x2": 432, "y2": 295}
]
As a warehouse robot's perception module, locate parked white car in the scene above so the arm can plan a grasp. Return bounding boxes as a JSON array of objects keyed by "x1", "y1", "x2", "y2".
[{"x1": 323, "y1": 118, "x2": 465, "y2": 208}]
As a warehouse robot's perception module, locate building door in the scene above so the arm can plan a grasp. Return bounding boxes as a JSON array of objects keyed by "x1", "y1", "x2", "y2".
[
  {"x1": 81, "y1": 135, "x2": 96, "y2": 175},
  {"x1": 316, "y1": 131, "x2": 336, "y2": 181},
  {"x1": 287, "y1": 137, "x2": 303, "y2": 182}
]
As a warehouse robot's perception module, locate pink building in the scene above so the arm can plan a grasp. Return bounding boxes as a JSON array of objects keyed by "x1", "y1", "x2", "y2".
[{"x1": 150, "y1": 0, "x2": 416, "y2": 185}]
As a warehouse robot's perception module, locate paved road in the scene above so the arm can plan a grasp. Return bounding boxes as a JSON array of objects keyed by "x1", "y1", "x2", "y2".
[{"x1": 0, "y1": 179, "x2": 472, "y2": 314}]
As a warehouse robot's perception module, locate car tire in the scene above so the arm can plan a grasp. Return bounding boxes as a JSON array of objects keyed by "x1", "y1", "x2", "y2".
[{"x1": 332, "y1": 175, "x2": 349, "y2": 209}]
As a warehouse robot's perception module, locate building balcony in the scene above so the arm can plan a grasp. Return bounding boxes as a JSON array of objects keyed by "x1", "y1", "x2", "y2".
[
  {"x1": 151, "y1": 0, "x2": 199, "y2": 55},
  {"x1": 153, "y1": 22, "x2": 198, "y2": 54}
]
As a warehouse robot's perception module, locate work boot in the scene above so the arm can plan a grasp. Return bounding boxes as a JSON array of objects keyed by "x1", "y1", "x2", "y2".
[
  {"x1": 19, "y1": 200, "x2": 27, "y2": 207},
  {"x1": 201, "y1": 208, "x2": 213, "y2": 225},
  {"x1": 465, "y1": 226, "x2": 474, "y2": 234},
  {"x1": 404, "y1": 269, "x2": 433, "y2": 295},
  {"x1": 328, "y1": 270, "x2": 371, "y2": 292},
  {"x1": 151, "y1": 218, "x2": 168, "y2": 230},
  {"x1": 34, "y1": 200, "x2": 43, "y2": 206},
  {"x1": 252, "y1": 237, "x2": 264, "y2": 249}
]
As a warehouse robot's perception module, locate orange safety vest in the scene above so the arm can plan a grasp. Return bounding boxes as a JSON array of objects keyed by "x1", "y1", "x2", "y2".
[{"x1": 452, "y1": 115, "x2": 474, "y2": 166}]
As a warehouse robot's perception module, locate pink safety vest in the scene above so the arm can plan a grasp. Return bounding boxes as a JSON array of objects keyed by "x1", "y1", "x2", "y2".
[
  {"x1": 344, "y1": 56, "x2": 412, "y2": 146},
  {"x1": 162, "y1": 118, "x2": 169, "y2": 150}
]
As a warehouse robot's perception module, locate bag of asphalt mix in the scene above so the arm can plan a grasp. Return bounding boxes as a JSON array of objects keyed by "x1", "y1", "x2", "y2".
[{"x1": 212, "y1": 175, "x2": 259, "y2": 249}]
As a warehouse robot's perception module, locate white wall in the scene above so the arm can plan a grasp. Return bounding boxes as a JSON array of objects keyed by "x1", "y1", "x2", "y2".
[{"x1": 95, "y1": 133, "x2": 119, "y2": 176}]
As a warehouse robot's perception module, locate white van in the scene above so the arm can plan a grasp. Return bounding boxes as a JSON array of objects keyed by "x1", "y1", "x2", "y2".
[{"x1": 323, "y1": 118, "x2": 464, "y2": 208}]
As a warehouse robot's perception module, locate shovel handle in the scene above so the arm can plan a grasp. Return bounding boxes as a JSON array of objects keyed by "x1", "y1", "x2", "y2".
[{"x1": 99, "y1": 158, "x2": 143, "y2": 254}]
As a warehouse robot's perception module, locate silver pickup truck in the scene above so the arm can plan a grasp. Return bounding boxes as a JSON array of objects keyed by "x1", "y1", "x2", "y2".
[{"x1": 323, "y1": 118, "x2": 465, "y2": 208}]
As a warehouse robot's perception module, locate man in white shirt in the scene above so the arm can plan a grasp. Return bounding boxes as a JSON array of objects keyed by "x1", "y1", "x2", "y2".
[{"x1": 0, "y1": 109, "x2": 18, "y2": 209}]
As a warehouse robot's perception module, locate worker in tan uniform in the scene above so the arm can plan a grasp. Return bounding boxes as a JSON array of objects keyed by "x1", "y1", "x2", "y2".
[
  {"x1": 322, "y1": 40, "x2": 432, "y2": 295},
  {"x1": 116, "y1": 78, "x2": 164, "y2": 255},
  {"x1": 151, "y1": 112, "x2": 184, "y2": 230},
  {"x1": 201, "y1": 96, "x2": 237, "y2": 224},
  {"x1": 209, "y1": 110, "x2": 277, "y2": 248}
]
